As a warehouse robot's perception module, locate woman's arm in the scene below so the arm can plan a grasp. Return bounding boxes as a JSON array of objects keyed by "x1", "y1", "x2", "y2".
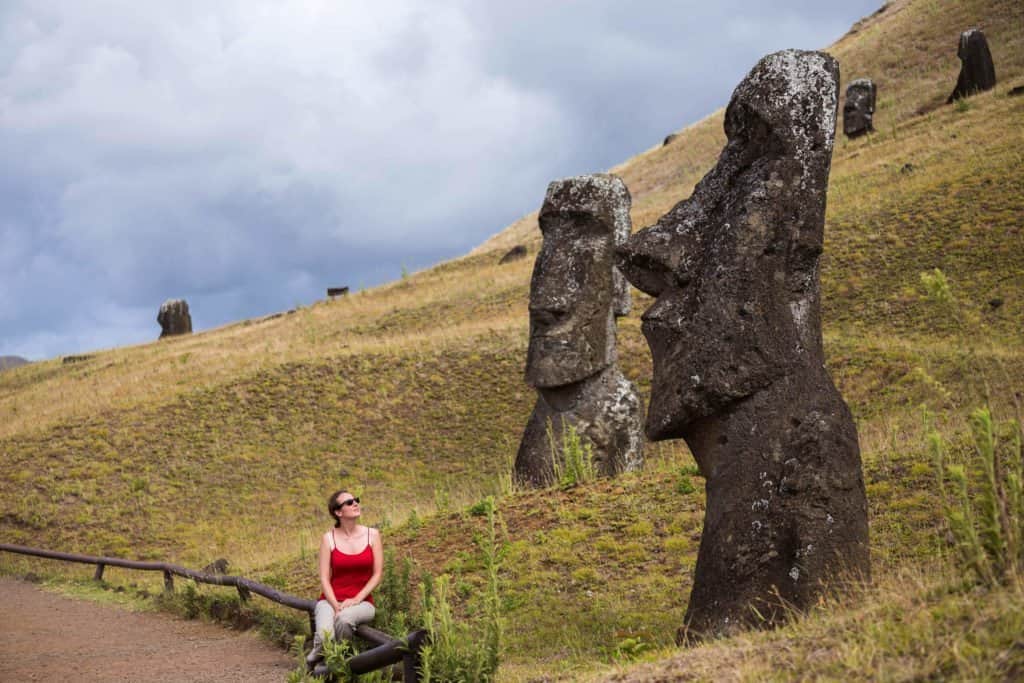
[
  {"x1": 348, "y1": 527, "x2": 384, "y2": 606},
  {"x1": 319, "y1": 531, "x2": 340, "y2": 611}
]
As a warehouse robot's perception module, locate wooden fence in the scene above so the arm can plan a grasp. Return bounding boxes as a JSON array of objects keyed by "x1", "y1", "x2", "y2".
[{"x1": 0, "y1": 542, "x2": 426, "y2": 681}]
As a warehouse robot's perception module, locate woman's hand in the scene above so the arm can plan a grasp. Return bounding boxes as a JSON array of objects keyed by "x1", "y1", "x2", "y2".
[{"x1": 335, "y1": 598, "x2": 358, "y2": 613}]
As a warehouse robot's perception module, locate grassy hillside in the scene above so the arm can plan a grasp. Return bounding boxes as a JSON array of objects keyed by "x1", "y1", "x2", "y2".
[{"x1": 2, "y1": 0, "x2": 1023, "y2": 680}]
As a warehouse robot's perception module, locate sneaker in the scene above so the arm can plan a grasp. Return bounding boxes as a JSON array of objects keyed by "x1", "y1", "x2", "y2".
[{"x1": 305, "y1": 643, "x2": 323, "y2": 670}]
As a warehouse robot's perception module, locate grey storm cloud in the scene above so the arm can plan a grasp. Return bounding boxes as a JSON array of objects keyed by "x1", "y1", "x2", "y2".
[{"x1": 0, "y1": 0, "x2": 881, "y2": 360}]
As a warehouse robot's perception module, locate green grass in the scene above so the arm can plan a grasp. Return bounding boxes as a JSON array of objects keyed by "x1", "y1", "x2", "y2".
[{"x1": 1, "y1": 0, "x2": 1023, "y2": 680}]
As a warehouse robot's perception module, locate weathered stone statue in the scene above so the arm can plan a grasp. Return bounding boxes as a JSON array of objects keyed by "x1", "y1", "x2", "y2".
[
  {"x1": 947, "y1": 28, "x2": 996, "y2": 103},
  {"x1": 843, "y1": 78, "x2": 876, "y2": 138},
  {"x1": 158, "y1": 299, "x2": 193, "y2": 338},
  {"x1": 616, "y1": 50, "x2": 870, "y2": 638},
  {"x1": 515, "y1": 174, "x2": 643, "y2": 488}
]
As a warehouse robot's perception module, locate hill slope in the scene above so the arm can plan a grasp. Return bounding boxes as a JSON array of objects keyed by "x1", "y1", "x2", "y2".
[
  {"x1": 0, "y1": 356, "x2": 29, "y2": 372},
  {"x1": 2, "y1": 0, "x2": 1023, "y2": 680}
]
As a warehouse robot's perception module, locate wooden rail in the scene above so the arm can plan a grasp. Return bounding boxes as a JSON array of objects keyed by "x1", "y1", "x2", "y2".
[{"x1": 0, "y1": 542, "x2": 426, "y2": 681}]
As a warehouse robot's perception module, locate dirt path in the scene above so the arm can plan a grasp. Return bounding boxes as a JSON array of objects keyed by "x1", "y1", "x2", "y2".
[{"x1": 0, "y1": 577, "x2": 296, "y2": 682}]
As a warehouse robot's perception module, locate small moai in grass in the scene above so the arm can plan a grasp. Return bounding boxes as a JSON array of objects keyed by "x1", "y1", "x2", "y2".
[
  {"x1": 158, "y1": 299, "x2": 192, "y2": 338},
  {"x1": 843, "y1": 78, "x2": 876, "y2": 138},
  {"x1": 947, "y1": 28, "x2": 996, "y2": 103},
  {"x1": 616, "y1": 50, "x2": 870, "y2": 640},
  {"x1": 499, "y1": 244, "x2": 528, "y2": 264},
  {"x1": 514, "y1": 174, "x2": 643, "y2": 488}
]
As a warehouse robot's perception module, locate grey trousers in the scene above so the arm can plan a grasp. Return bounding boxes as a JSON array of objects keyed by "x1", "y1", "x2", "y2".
[{"x1": 312, "y1": 599, "x2": 376, "y2": 647}]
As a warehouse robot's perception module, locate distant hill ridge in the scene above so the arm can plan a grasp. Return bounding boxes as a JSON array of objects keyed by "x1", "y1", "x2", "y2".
[{"x1": 0, "y1": 356, "x2": 29, "y2": 371}]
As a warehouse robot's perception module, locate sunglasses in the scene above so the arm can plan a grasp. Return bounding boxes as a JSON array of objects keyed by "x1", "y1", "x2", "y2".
[{"x1": 336, "y1": 497, "x2": 360, "y2": 509}]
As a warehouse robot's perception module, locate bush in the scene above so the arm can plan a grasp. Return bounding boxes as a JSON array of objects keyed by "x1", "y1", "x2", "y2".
[
  {"x1": 931, "y1": 406, "x2": 1023, "y2": 587},
  {"x1": 418, "y1": 504, "x2": 502, "y2": 682},
  {"x1": 375, "y1": 548, "x2": 414, "y2": 635},
  {"x1": 921, "y1": 269, "x2": 1024, "y2": 586},
  {"x1": 547, "y1": 421, "x2": 597, "y2": 489}
]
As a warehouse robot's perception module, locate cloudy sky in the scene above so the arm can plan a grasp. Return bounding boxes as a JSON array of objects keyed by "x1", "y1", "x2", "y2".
[{"x1": 1, "y1": 0, "x2": 881, "y2": 361}]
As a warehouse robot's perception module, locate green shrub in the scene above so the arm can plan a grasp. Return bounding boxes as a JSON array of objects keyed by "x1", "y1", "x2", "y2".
[
  {"x1": 676, "y1": 473, "x2": 696, "y2": 495},
  {"x1": 418, "y1": 505, "x2": 502, "y2": 682},
  {"x1": 547, "y1": 421, "x2": 597, "y2": 489},
  {"x1": 931, "y1": 407, "x2": 1023, "y2": 587},
  {"x1": 921, "y1": 269, "x2": 1023, "y2": 586},
  {"x1": 375, "y1": 548, "x2": 414, "y2": 635},
  {"x1": 467, "y1": 497, "x2": 495, "y2": 517}
]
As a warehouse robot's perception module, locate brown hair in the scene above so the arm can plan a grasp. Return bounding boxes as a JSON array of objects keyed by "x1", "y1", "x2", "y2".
[{"x1": 326, "y1": 489, "x2": 350, "y2": 528}]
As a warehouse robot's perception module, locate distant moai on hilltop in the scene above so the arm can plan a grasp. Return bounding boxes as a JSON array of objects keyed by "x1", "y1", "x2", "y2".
[
  {"x1": 158, "y1": 299, "x2": 193, "y2": 338},
  {"x1": 514, "y1": 174, "x2": 643, "y2": 488},
  {"x1": 498, "y1": 244, "x2": 528, "y2": 264},
  {"x1": 617, "y1": 50, "x2": 870, "y2": 639},
  {"x1": 947, "y1": 28, "x2": 996, "y2": 103},
  {"x1": 843, "y1": 78, "x2": 876, "y2": 138}
]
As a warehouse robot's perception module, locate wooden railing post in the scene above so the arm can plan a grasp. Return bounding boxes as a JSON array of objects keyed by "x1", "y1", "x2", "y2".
[
  {"x1": 403, "y1": 628, "x2": 428, "y2": 683},
  {"x1": 93, "y1": 563, "x2": 105, "y2": 582},
  {"x1": 163, "y1": 570, "x2": 174, "y2": 593}
]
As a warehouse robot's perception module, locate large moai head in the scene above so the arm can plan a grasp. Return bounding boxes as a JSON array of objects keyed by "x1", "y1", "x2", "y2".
[
  {"x1": 843, "y1": 78, "x2": 876, "y2": 138},
  {"x1": 525, "y1": 174, "x2": 632, "y2": 389},
  {"x1": 616, "y1": 50, "x2": 839, "y2": 441}
]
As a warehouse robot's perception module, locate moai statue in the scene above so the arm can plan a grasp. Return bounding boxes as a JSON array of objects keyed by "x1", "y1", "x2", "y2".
[
  {"x1": 843, "y1": 78, "x2": 876, "y2": 138},
  {"x1": 617, "y1": 50, "x2": 870, "y2": 638},
  {"x1": 947, "y1": 28, "x2": 996, "y2": 103},
  {"x1": 515, "y1": 174, "x2": 644, "y2": 488},
  {"x1": 158, "y1": 299, "x2": 193, "y2": 338}
]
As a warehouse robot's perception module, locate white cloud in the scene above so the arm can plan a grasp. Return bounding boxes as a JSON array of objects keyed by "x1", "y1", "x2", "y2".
[{"x1": 0, "y1": 0, "x2": 883, "y2": 359}]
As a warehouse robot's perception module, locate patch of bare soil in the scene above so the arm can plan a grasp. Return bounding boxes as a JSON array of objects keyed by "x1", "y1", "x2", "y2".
[{"x1": 0, "y1": 578, "x2": 294, "y2": 682}]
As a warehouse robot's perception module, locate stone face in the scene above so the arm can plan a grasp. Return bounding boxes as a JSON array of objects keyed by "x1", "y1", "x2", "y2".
[
  {"x1": 947, "y1": 29, "x2": 996, "y2": 103},
  {"x1": 158, "y1": 299, "x2": 193, "y2": 338},
  {"x1": 842, "y1": 78, "x2": 876, "y2": 138},
  {"x1": 617, "y1": 50, "x2": 869, "y2": 638},
  {"x1": 524, "y1": 174, "x2": 632, "y2": 389},
  {"x1": 516, "y1": 174, "x2": 643, "y2": 487}
]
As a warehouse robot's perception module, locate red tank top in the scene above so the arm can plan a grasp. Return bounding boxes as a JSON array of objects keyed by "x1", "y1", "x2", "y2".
[{"x1": 319, "y1": 529, "x2": 375, "y2": 604}]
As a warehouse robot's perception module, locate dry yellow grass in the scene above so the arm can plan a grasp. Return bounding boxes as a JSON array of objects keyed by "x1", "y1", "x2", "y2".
[{"x1": 1, "y1": 0, "x2": 1023, "y2": 679}]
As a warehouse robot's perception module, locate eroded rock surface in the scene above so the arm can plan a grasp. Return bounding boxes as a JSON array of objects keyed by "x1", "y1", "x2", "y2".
[
  {"x1": 843, "y1": 78, "x2": 876, "y2": 138},
  {"x1": 617, "y1": 50, "x2": 869, "y2": 638},
  {"x1": 515, "y1": 174, "x2": 643, "y2": 487},
  {"x1": 158, "y1": 299, "x2": 193, "y2": 338},
  {"x1": 947, "y1": 28, "x2": 996, "y2": 103}
]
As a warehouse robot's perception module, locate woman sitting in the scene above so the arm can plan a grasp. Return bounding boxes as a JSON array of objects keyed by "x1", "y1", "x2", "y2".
[{"x1": 307, "y1": 489, "x2": 383, "y2": 667}]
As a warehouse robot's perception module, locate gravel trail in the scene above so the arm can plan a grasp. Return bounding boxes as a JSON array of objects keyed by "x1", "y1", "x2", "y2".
[{"x1": 0, "y1": 577, "x2": 295, "y2": 682}]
